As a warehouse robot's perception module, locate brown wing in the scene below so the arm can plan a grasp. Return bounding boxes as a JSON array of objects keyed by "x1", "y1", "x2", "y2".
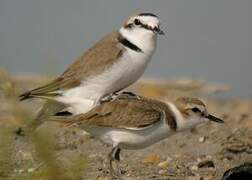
[
  {"x1": 19, "y1": 32, "x2": 124, "y2": 100},
  {"x1": 50, "y1": 96, "x2": 164, "y2": 129}
]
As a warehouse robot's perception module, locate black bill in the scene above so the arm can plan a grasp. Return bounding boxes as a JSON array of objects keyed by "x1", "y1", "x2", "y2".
[
  {"x1": 205, "y1": 114, "x2": 224, "y2": 123},
  {"x1": 153, "y1": 26, "x2": 165, "y2": 35}
]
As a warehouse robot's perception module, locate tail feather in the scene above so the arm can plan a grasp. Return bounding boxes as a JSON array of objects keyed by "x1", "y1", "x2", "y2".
[
  {"x1": 19, "y1": 91, "x2": 60, "y2": 101},
  {"x1": 19, "y1": 91, "x2": 33, "y2": 101},
  {"x1": 18, "y1": 79, "x2": 61, "y2": 101}
]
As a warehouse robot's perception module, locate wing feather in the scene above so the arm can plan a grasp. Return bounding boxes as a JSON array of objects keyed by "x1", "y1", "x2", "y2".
[
  {"x1": 50, "y1": 96, "x2": 164, "y2": 129},
  {"x1": 19, "y1": 32, "x2": 123, "y2": 100}
]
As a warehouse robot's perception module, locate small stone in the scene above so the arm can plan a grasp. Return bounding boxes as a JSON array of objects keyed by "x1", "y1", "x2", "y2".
[
  {"x1": 158, "y1": 169, "x2": 167, "y2": 175},
  {"x1": 158, "y1": 160, "x2": 169, "y2": 169},
  {"x1": 27, "y1": 168, "x2": 35, "y2": 173},
  {"x1": 198, "y1": 160, "x2": 215, "y2": 168},
  {"x1": 88, "y1": 153, "x2": 101, "y2": 159},
  {"x1": 142, "y1": 153, "x2": 160, "y2": 165},
  {"x1": 199, "y1": 136, "x2": 206, "y2": 143},
  {"x1": 206, "y1": 155, "x2": 212, "y2": 159},
  {"x1": 15, "y1": 169, "x2": 25, "y2": 173},
  {"x1": 191, "y1": 165, "x2": 199, "y2": 171},
  {"x1": 80, "y1": 131, "x2": 91, "y2": 137},
  {"x1": 166, "y1": 156, "x2": 173, "y2": 162}
]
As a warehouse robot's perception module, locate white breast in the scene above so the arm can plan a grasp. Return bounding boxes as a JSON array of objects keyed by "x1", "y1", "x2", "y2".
[{"x1": 56, "y1": 48, "x2": 153, "y2": 114}]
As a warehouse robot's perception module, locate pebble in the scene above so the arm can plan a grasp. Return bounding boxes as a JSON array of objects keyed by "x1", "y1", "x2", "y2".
[
  {"x1": 197, "y1": 158, "x2": 202, "y2": 162},
  {"x1": 191, "y1": 165, "x2": 199, "y2": 171},
  {"x1": 158, "y1": 169, "x2": 167, "y2": 175},
  {"x1": 80, "y1": 131, "x2": 92, "y2": 138},
  {"x1": 14, "y1": 169, "x2": 25, "y2": 173},
  {"x1": 142, "y1": 153, "x2": 160, "y2": 165},
  {"x1": 198, "y1": 160, "x2": 215, "y2": 168},
  {"x1": 27, "y1": 168, "x2": 35, "y2": 173},
  {"x1": 206, "y1": 155, "x2": 212, "y2": 159},
  {"x1": 158, "y1": 160, "x2": 169, "y2": 169},
  {"x1": 199, "y1": 136, "x2": 206, "y2": 143},
  {"x1": 166, "y1": 156, "x2": 173, "y2": 162},
  {"x1": 88, "y1": 153, "x2": 101, "y2": 159}
]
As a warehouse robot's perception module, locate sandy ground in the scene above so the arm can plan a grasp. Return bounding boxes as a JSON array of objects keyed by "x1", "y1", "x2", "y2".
[{"x1": 0, "y1": 74, "x2": 252, "y2": 180}]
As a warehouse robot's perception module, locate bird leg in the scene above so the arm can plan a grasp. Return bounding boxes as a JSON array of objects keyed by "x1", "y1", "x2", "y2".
[
  {"x1": 100, "y1": 91, "x2": 140, "y2": 104},
  {"x1": 121, "y1": 91, "x2": 137, "y2": 97},
  {"x1": 108, "y1": 147, "x2": 121, "y2": 179},
  {"x1": 119, "y1": 91, "x2": 141, "y2": 100},
  {"x1": 100, "y1": 92, "x2": 119, "y2": 104}
]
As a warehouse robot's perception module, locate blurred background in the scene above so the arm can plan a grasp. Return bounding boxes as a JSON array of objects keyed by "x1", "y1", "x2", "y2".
[
  {"x1": 0, "y1": 0, "x2": 251, "y2": 98},
  {"x1": 1, "y1": 1, "x2": 252, "y2": 179}
]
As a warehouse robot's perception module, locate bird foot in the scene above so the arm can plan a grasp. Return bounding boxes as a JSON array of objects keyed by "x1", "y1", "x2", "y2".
[
  {"x1": 100, "y1": 93, "x2": 118, "y2": 104},
  {"x1": 120, "y1": 91, "x2": 141, "y2": 99},
  {"x1": 100, "y1": 91, "x2": 140, "y2": 104},
  {"x1": 109, "y1": 159, "x2": 122, "y2": 179}
]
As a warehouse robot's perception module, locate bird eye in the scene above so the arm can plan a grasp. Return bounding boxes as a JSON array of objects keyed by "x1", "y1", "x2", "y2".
[
  {"x1": 191, "y1": 107, "x2": 201, "y2": 113},
  {"x1": 134, "y1": 19, "x2": 141, "y2": 25}
]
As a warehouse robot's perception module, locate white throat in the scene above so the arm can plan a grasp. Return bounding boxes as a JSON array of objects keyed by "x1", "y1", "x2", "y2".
[
  {"x1": 167, "y1": 102, "x2": 204, "y2": 131},
  {"x1": 119, "y1": 27, "x2": 157, "y2": 54},
  {"x1": 167, "y1": 102, "x2": 189, "y2": 131}
]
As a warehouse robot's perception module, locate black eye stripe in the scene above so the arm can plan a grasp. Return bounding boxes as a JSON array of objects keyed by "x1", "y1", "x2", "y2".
[
  {"x1": 192, "y1": 107, "x2": 201, "y2": 113},
  {"x1": 134, "y1": 19, "x2": 141, "y2": 25},
  {"x1": 125, "y1": 21, "x2": 154, "y2": 32}
]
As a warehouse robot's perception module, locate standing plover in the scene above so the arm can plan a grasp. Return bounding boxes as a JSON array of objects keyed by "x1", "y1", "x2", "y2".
[
  {"x1": 50, "y1": 94, "x2": 224, "y2": 177},
  {"x1": 19, "y1": 13, "x2": 164, "y2": 116}
]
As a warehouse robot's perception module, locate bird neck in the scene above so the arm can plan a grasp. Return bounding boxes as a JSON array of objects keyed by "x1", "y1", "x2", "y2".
[
  {"x1": 119, "y1": 27, "x2": 157, "y2": 54},
  {"x1": 167, "y1": 102, "x2": 196, "y2": 131}
]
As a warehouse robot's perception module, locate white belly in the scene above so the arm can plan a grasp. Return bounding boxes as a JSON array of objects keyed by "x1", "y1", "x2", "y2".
[
  {"x1": 81, "y1": 118, "x2": 174, "y2": 150},
  {"x1": 56, "y1": 49, "x2": 152, "y2": 114}
]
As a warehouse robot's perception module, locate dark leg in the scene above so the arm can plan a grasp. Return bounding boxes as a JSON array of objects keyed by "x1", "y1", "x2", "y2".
[
  {"x1": 15, "y1": 127, "x2": 25, "y2": 136},
  {"x1": 108, "y1": 147, "x2": 121, "y2": 179},
  {"x1": 114, "y1": 148, "x2": 121, "y2": 161}
]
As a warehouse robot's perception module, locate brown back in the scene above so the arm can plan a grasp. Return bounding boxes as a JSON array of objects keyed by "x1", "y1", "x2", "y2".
[
  {"x1": 24, "y1": 32, "x2": 124, "y2": 96},
  {"x1": 51, "y1": 95, "x2": 177, "y2": 130}
]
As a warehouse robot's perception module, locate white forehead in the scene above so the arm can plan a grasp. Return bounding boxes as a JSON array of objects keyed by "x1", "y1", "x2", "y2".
[{"x1": 129, "y1": 15, "x2": 160, "y2": 26}]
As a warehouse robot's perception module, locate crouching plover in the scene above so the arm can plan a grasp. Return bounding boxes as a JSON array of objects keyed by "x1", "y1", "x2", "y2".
[
  {"x1": 19, "y1": 13, "x2": 164, "y2": 116},
  {"x1": 50, "y1": 94, "x2": 224, "y2": 178}
]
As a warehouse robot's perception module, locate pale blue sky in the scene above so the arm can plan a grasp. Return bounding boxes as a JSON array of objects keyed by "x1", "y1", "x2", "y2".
[{"x1": 0, "y1": 0, "x2": 251, "y2": 97}]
